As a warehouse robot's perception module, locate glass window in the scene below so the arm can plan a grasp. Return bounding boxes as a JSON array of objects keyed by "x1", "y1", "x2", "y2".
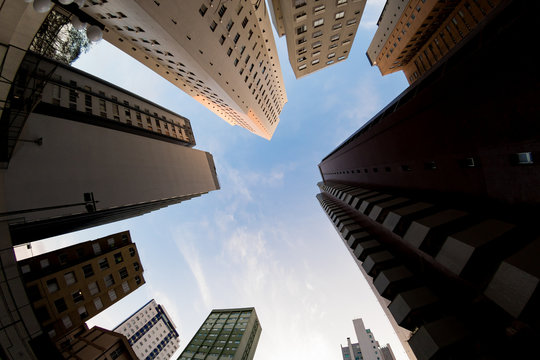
[
  {"x1": 104, "y1": 274, "x2": 115, "y2": 288},
  {"x1": 108, "y1": 289, "x2": 117, "y2": 301},
  {"x1": 122, "y1": 281, "x2": 130, "y2": 293},
  {"x1": 119, "y1": 267, "x2": 129, "y2": 279},
  {"x1": 64, "y1": 271, "x2": 76, "y2": 286},
  {"x1": 94, "y1": 297, "x2": 103, "y2": 310},
  {"x1": 335, "y1": 11, "x2": 345, "y2": 20},
  {"x1": 82, "y1": 264, "x2": 94, "y2": 278},
  {"x1": 114, "y1": 252, "x2": 123, "y2": 264},
  {"x1": 92, "y1": 243, "x2": 101, "y2": 255},
  {"x1": 40, "y1": 259, "x2": 49, "y2": 269},
  {"x1": 78, "y1": 305, "x2": 88, "y2": 319},
  {"x1": 62, "y1": 315, "x2": 72, "y2": 328},
  {"x1": 72, "y1": 290, "x2": 84, "y2": 303},
  {"x1": 54, "y1": 298, "x2": 68, "y2": 313},
  {"x1": 99, "y1": 257, "x2": 109, "y2": 270},
  {"x1": 88, "y1": 281, "x2": 99, "y2": 295},
  {"x1": 46, "y1": 278, "x2": 59, "y2": 293}
]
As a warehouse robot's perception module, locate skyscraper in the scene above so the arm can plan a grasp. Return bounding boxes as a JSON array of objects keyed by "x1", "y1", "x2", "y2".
[
  {"x1": 17, "y1": 231, "x2": 145, "y2": 351},
  {"x1": 77, "y1": 0, "x2": 287, "y2": 140},
  {"x1": 366, "y1": 0, "x2": 505, "y2": 83},
  {"x1": 2, "y1": 52, "x2": 219, "y2": 243},
  {"x1": 177, "y1": 307, "x2": 261, "y2": 360},
  {"x1": 114, "y1": 299, "x2": 180, "y2": 360},
  {"x1": 318, "y1": 1, "x2": 539, "y2": 358},
  {"x1": 269, "y1": 0, "x2": 367, "y2": 78},
  {"x1": 341, "y1": 319, "x2": 396, "y2": 360}
]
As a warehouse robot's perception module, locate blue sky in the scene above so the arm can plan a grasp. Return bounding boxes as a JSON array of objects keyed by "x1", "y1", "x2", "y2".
[{"x1": 15, "y1": 1, "x2": 411, "y2": 359}]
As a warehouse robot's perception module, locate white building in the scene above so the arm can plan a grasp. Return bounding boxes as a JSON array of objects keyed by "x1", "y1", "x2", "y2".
[
  {"x1": 341, "y1": 318, "x2": 397, "y2": 360},
  {"x1": 269, "y1": 0, "x2": 367, "y2": 78},
  {"x1": 114, "y1": 299, "x2": 180, "y2": 360},
  {"x1": 79, "y1": 0, "x2": 288, "y2": 140}
]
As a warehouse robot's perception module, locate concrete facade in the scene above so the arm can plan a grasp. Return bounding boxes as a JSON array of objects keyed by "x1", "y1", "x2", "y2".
[
  {"x1": 178, "y1": 307, "x2": 261, "y2": 360},
  {"x1": 114, "y1": 299, "x2": 180, "y2": 360},
  {"x1": 78, "y1": 0, "x2": 287, "y2": 140},
  {"x1": 367, "y1": 0, "x2": 504, "y2": 83},
  {"x1": 318, "y1": 2, "x2": 540, "y2": 358},
  {"x1": 269, "y1": 0, "x2": 366, "y2": 78}
]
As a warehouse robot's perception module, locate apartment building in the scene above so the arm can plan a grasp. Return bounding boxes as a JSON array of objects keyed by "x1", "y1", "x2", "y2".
[
  {"x1": 341, "y1": 319, "x2": 396, "y2": 360},
  {"x1": 17, "y1": 231, "x2": 145, "y2": 350},
  {"x1": 178, "y1": 307, "x2": 261, "y2": 360},
  {"x1": 114, "y1": 299, "x2": 180, "y2": 360},
  {"x1": 367, "y1": 0, "x2": 505, "y2": 83},
  {"x1": 269, "y1": 0, "x2": 367, "y2": 78},
  {"x1": 78, "y1": 0, "x2": 287, "y2": 140}
]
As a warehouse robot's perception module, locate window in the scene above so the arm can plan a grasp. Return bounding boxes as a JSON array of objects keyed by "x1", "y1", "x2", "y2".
[
  {"x1": 328, "y1": 53, "x2": 336, "y2": 59},
  {"x1": 330, "y1": 34, "x2": 340, "y2": 42},
  {"x1": 122, "y1": 281, "x2": 130, "y2": 293},
  {"x1": 312, "y1": 41, "x2": 322, "y2": 49},
  {"x1": 40, "y1": 259, "x2": 49, "y2": 269},
  {"x1": 218, "y1": 5, "x2": 227, "y2": 17},
  {"x1": 226, "y1": 20, "x2": 234, "y2": 32},
  {"x1": 108, "y1": 289, "x2": 117, "y2": 301},
  {"x1": 347, "y1": 18, "x2": 356, "y2": 26},
  {"x1": 46, "y1": 278, "x2": 59, "y2": 293},
  {"x1": 294, "y1": 0, "x2": 306, "y2": 9},
  {"x1": 129, "y1": 247, "x2": 136, "y2": 257},
  {"x1": 21, "y1": 264, "x2": 30, "y2": 274},
  {"x1": 297, "y1": 25, "x2": 307, "y2": 35},
  {"x1": 337, "y1": 0, "x2": 347, "y2": 4},
  {"x1": 338, "y1": 55, "x2": 346, "y2": 61},
  {"x1": 114, "y1": 252, "x2": 123, "y2": 264},
  {"x1": 72, "y1": 290, "x2": 84, "y2": 303},
  {"x1": 335, "y1": 11, "x2": 345, "y2": 20},
  {"x1": 135, "y1": 275, "x2": 142, "y2": 285},
  {"x1": 314, "y1": 18, "x2": 324, "y2": 27},
  {"x1": 314, "y1": 5, "x2": 325, "y2": 13},
  {"x1": 107, "y1": 237, "x2": 115, "y2": 248},
  {"x1": 313, "y1": 31, "x2": 323, "y2": 38},
  {"x1": 64, "y1": 271, "x2": 76, "y2": 286},
  {"x1": 55, "y1": 298, "x2": 68, "y2": 313},
  {"x1": 298, "y1": 64, "x2": 307, "y2": 70},
  {"x1": 227, "y1": 48, "x2": 233, "y2": 56},
  {"x1": 94, "y1": 297, "x2": 103, "y2": 310},
  {"x1": 119, "y1": 267, "x2": 129, "y2": 279},
  {"x1": 210, "y1": 21, "x2": 217, "y2": 32},
  {"x1": 104, "y1": 274, "x2": 115, "y2": 288},
  {"x1": 62, "y1": 315, "x2": 72, "y2": 328},
  {"x1": 110, "y1": 348, "x2": 124, "y2": 360},
  {"x1": 199, "y1": 4, "x2": 207, "y2": 17},
  {"x1": 332, "y1": 23, "x2": 342, "y2": 30},
  {"x1": 78, "y1": 305, "x2": 88, "y2": 319},
  {"x1": 242, "y1": 17, "x2": 248, "y2": 28},
  {"x1": 219, "y1": 35, "x2": 225, "y2": 45},
  {"x1": 88, "y1": 281, "x2": 99, "y2": 295},
  {"x1": 233, "y1": 33, "x2": 240, "y2": 44},
  {"x1": 515, "y1": 152, "x2": 533, "y2": 164},
  {"x1": 99, "y1": 258, "x2": 109, "y2": 270},
  {"x1": 92, "y1": 243, "x2": 101, "y2": 255},
  {"x1": 133, "y1": 262, "x2": 140, "y2": 271},
  {"x1": 82, "y1": 264, "x2": 94, "y2": 278},
  {"x1": 312, "y1": 59, "x2": 320, "y2": 65}
]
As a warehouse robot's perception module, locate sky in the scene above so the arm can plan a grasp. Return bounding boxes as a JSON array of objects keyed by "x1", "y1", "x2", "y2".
[{"x1": 15, "y1": 1, "x2": 410, "y2": 359}]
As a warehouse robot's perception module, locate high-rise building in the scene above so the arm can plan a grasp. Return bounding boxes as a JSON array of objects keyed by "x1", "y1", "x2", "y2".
[
  {"x1": 318, "y1": 1, "x2": 539, "y2": 358},
  {"x1": 341, "y1": 319, "x2": 396, "y2": 360},
  {"x1": 366, "y1": 0, "x2": 505, "y2": 84},
  {"x1": 114, "y1": 299, "x2": 180, "y2": 360},
  {"x1": 61, "y1": 325, "x2": 138, "y2": 360},
  {"x1": 2, "y1": 52, "x2": 220, "y2": 243},
  {"x1": 269, "y1": 0, "x2": 367, "y2": 78},
  {"x1": 17, "y1": 231, "x2": 145, "y2": 350},
  {"x1": 76, "y1": 0, "x2": 287, "y2": 140},
  {"x1": 177, "y1": 307, "x2": 261, "y2": 360}
]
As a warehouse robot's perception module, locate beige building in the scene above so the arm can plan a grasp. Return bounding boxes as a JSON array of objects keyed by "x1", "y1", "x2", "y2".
[
  {"x1": 366, "y1": 0, "x2": 504, "y2": 83},
  {"x1": 78, "y1": 0, "x2": 287, "y2": 140},
  {"x1": 17, "y1": 231, "x2": 145, "y2": 351},
  {"x1": 61, "y1": 325, "x2": 138, "y2": 360},
  {"x1": 269, "y1": 0, "x2": 367, "y2": 78}
]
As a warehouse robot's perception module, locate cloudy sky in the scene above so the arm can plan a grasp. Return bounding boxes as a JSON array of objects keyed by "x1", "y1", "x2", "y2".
[{"x1": 15, "y1": 1, "x2": 411, "y2": 359}]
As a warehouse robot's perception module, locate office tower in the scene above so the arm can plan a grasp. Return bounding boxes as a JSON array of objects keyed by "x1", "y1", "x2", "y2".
[
  {"x1": 269, "y1": 0, "x2": 367, "y2": 78},
  {"x1": 2, "y1": 51, "x2": 220, "y2": 243},
  {"x1": 366, "y1": 0, "x2": 504, "y2": 84},
  {"x1": 318, "y1": 1, "x2": 539, "y2": 359},
  {"x1": 114, "y1": 299, "x2": 180, "y2": 360},
  {"x1": 76, "y1": 1, "x2": 287, "y2": 140},
  {"x1": 61, "y1": 325, "x2": 138, "y2": 360},
  {"x1": 177, "y1": 307, "x2": 261, "y2": 360},
  {"x1": 17, "y1": 231, "x2": 145, "y2": 350},
  {"x1": 341, "y1": 319, "x2": 396, "y2": 360}
]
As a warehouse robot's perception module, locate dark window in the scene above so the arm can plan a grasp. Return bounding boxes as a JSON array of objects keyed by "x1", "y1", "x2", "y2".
[
  {"x1": 210, "y1": 21, "x2": 217, "y2": 32},
  {"x1": 54, "y1": 298, "x2": 68, "y2": 313},
  {"x1": 219, "y1": 35, "x2": 226, "y2": 45},
  {"x1": 218, "y1": 5, "x2": 227, "y2": 17},
  {"x1": 58, "y1": 253, "x2": 68, "y2": 265},
  {"x1": 199, "y1": 4, "x2": 207, "y2": 17},
  {"x1": 99, "y1": 258, "x2": 109, "y2": 270},
  {"x1": 110, "y1": 347, "x2": 124, "y2": 360},
  {"x1": 35, "y1": 306, "x2": 51, "y2": 322},
  {"x1": 227, "y1": 48, "x2": 233, "y2": 56},
  {"x1": 72, "y1": 290, "x2": 84, "y2": 303},
  {"x1": 233, "y1": 33, "x2": 240, "y2": 44},
  {"x1": 135, "y1": 275, "x2": 142, "y2": 285},
  {"x1": 27, "y1": 285, "x2": 41, "y2": 301},
  {"x1": 119, "y1": 267, "x2": 129, "y2": 279},
  {"x1": 114, "y1": 252, "x2": 123, "y2": 264},
  {"x1": 242, "y1": 17, "x2": 248, "y2": 28},
  {"x1": 82, "y1": 264, "x2": 94, "y2": 278},
  {"x1": 76, "y1": 248, "x2": 85, "y2": 258},
  {"x1": 133, "y1": 262, "x2": 140, "y2": 271},
  {"x1": 129, "y1": 248, "x2": 136, "y2": 257}
]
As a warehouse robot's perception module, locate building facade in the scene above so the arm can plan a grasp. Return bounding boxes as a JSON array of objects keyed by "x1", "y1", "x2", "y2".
[
  {"x1": 177, "y1": 307, "x2": 261, "y2": 360},
  {"x1": 366, "y1": 0, "x2": 505, "y2": 83},
  {"x1": 61, "y1": 325, "x2": 138, "y2": 360},
  {"x1": 77, "y1": 0, "x2": 287, "y2": 140},
  {"x1": 341, "y1": 319, "x2": 396, "y2": 360},
  {"x1": 114, "y1": 299, "x2": 180, "y2": 360},
  {"x1": 318, "y1": 2, "x2": 539, "y2": 358},
  {"x1": 2, "y1": 52, "x2": 220, "y2": 243},
  {"x1": 269, "y1": 0, "x2": 367, "y2": 78},
  {"x1": 17, "y1": 231, "x2": 145, "y2": 351}
]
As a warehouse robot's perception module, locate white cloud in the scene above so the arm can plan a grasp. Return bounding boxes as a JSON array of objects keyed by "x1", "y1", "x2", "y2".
[{"x1": 175, "y1": 238, "x2": 212, "y2": 308}]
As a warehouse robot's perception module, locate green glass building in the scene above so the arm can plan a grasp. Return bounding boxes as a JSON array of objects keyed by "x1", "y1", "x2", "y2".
[{"x1": 178, "y1": 308, "x2": 261, "y2": 360}]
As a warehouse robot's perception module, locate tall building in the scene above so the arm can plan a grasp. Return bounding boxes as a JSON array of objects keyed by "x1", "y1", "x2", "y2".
[
  {"x1": 177, "y1": 307, "x2": 261, "y2": 360},
  {"x1": 114, "y1": 299, "x2": 180, "y2": 360},
  {"x1": 341, "y1": 319, "x2": 396, "y2": 360},
  {"x1": 77, "y1": 0, "x2": 287, "y2": 140},
  {"x1": 318, "y1": 1, "x2": 539, "y2": 359},
  {"x1": 366, "y1": 0, "x2": 505, "y2": 84},
  {"x1": 269, "y1": 0, "x2": 367, "y2": 78},
  {"x1": 61, "y1": 325, "x2": 138, "y2": 360},
  {"x1": 2, "y1": 52, "x2": 220, "y2": 243},
  {"x1": 17, "y1": 231, "x2": 145, "y2": 351}
]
